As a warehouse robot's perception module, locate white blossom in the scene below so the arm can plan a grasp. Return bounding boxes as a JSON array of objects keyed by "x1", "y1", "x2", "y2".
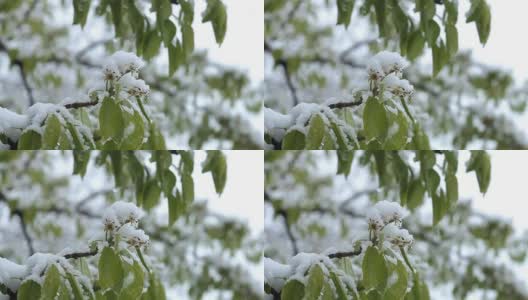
[
  {"x1": 108, "y1": 51, "x2": 145, "y2": 74},
  {"x1": 118, "y1": 223, "x2": 150, "y2": 247},
  {"x1": 383, "y1": 74, "x2": 414, "y2": 96},
  {"x1": 119, "y1": 73, "x2": 150, "y2": 96},
  {"x1": 383, "y1": 223, "x2": 414, "y2": 247},
  {"x1": 370, "y1": 51, "x2": 409, "y2": 75}
]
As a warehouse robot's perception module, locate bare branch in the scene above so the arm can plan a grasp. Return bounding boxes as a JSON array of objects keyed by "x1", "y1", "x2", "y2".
[
  {"x1": 64, "y1": 248, "x2": 98, "y2": 259},
  {"x1": 64, "y1": 100, "x2": 99, "y2": 109},
  {"x1": 13, "y1": 210, "x2": 35, "y2": 255},
  {"x1": 327, "y1": 247, "x2": 362, "y2": 259},
  {"x1": 328, "y1": 100, "x2": 363, "y2": 109}
]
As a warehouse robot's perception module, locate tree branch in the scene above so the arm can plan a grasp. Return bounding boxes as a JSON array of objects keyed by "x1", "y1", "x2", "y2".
[
  {"x1": 265, "y1": 41, "x2": 299, "y2": 106},
  {"x1": 63, "y1": 248, "x2": 98, "y2": 259},
  {"x1": 64, "y1": 100, "x2": 99, "y2": 109},
  {"x1": 328, "y1": 100, "x2": 363, "y2": 109},
  {"x1": 0, "y1": 39, "x2": 35, "y2": 106},
  {"x1": 327, "y1": 247, "x2": 362, "y2": 259},
  {"x1": 13, "y1": 209, "x2": 35, "y2": 255},
  {"x1": 265, "y1": 192, "x2": 299, "y2": 255}
]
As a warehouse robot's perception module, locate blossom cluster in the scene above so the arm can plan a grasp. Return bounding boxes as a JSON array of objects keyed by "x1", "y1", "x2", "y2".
[
  {"x1": 366, "y1": 200, "x2": 413, "y2": 247},
  {"x1": 366, "y1": 51, "x2": 414, "y2": 97},
  {"x1": 103, "y1": 201, "x2": 149, "y2": 248},
  {"x1": 102, "y1": 51, "x2": 150, "y2": 97}
]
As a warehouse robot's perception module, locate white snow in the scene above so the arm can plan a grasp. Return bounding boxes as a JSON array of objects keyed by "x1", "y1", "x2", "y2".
[
  {"x1": 104, "y1": 201, "x2": 144, "y2": 227},
  {"x1": 0, "y1": 257, "x2": 25, "y2": 291},
  {"x1": 107, "y1": 51, "x2": 145, "y2": 75},
  {"x1": 382, "y1": 223, "x2": 414, "y2": 246},
  {"x1": 264, "y1": 107, "x2": 292, "y2": 130},
  {"x1": 264, "y1": 257, "x2": 291, "y2": 291},
  {"x1": 119, "y1": 73, "x2": 150, "y2": 96},
  {"x1": 118, "y1": 223, "x2": 149, "y2": 247},
  {"x1": 372, "y1": 200, "x2": 409, "y2": 225},
  {"x1": 0, "y1": 107, "x2": 28, "y2": 132},
  {"x1": 368, "y1": 51, "x2": 409, "y2": 76},
  {"x1": 382, "y1": 74, "x2": 414, "y2": 96}
]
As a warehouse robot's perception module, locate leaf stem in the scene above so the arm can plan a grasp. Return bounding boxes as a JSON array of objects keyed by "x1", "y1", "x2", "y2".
[
  {"x1": 399, "y1": 97, "x2": 415, "y2": 123},
  {"x1": 399, "y1": 246, "x2": 415, "y2": 274},
  {"x1": 136, "y1": 247, "x2": 151, "y2": 273},
  {"x1": 135, "y1": 97, "x2": 152, "y2": 124}
]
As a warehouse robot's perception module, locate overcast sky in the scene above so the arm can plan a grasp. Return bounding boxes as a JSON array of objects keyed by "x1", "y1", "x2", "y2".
[{"x1": 194, "y1": 0, "x2": 263, "y2": 84}]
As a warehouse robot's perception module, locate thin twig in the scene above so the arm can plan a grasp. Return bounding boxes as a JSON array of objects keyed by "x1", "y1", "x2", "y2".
[
  {"x1": 23, "y1": 0, "x2": 39, "y2": 20},
  {"x1": 75, "y1": 189, "x2": 113, "y2": 211}
]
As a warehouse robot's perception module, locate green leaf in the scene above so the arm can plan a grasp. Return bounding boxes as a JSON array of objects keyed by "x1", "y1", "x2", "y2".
[
  {"x1": 202, "y1": 0, "x2": 227, "y2": 45},
  {"x1": 119, "y1": 261, "x2": 144, "y2": 299},
  {"x1": 385, "y1": 111, "x2": 409, "y2": 149},
  {"x1": 109, "y1": 0, "x2": 122, "y2": 36},
  {"x1": 182, "y1": 24, "x2": 194, "y2": 57},
  {"x1": 432, "y1": 190, "x2": 446, "y2": 225},
  {"x1": 202, "y1": 151, "x2": 227, "y2": 194},
  {"x1": 407, "y1": 179, "x2": 425, "y2": 210},
  {"x1": 363, "y1": 97, "x2": 388, "y2": 142},
  {"x1": 121, "y1": 110, "x2": 145, "y2": 149},
  {"x1": 432, "y1": 40, "x2": 447, "y2": 77},
  {"x1": 445, "y1": 173, "x2": 458, "y2": 206},
  {"x1": 306, "y1": 114, "x2": 326, "y2": 149},
  {"x1": 162, "y1": 170, "x2": 176, "y2": 195},
  {"x1": 425, "y1": 20, "x2": 440, "y2": 46},
  {"x1": 181, "y1": 173, "x2": 194, "y2": 204},
  {"x1": 98, "y1": 247, "x2": 124, "y2": 291},
  {"x1": 362, "y1": 246, "x2": 388, "y2": 290},
  {"x1": 109, "y1": 151, "x2": 123, "y2": 187},
  {"x1": 410, "y1": 124, "x2": 431, "y2": 149},
  {"x1": 143, "y1": 179, "x2": 162, "y2": 210},
  {"x1": 407, "y1": 30, "x2": 425, "y2": 61},
  {"x1": 282, "y1": 129, "x2": 306, "y2": 150},
  {"x1": 466, "y1": 151, "x2": 491, "y2": 194},
  {"x1": 374, "y1": 0, "x2": 386, "y2": 36},
  {"x1": 18, "y1": 280, "x2": 41, "y2": 300},
  {"x1": 147, "y1": 124, "x2": 166, "y2": 150},
  {"x1": 444, "y1": 150, "x2": 458, "y2": 173},
  {"x1": 66, "y1": 272, "x2": 85, "y2": 300},
  {"x1": 466, "y1": 0, "x2": 491, "y2": 45},
  {"x1": 445, "y1": 24, "x2": 459, "y2": 57},
  {"x1": 41, "y1": 264, "x2": 61, "y2": 300},
  {"x1": 329, "y1": 272, "x2": 348, "y2": 300},
  {"x1": 305, "y1": 264, "x2": 324, "y2": 300},
  {"x1": 168, "y1": 194, "x2": 178, "y2": 225},
  {"x1": 330, "y1": 122, "x2": 349, "y2": 149},
  {"x1": 73, "y1": 151, "x2": 91, "y2": 177},
  {"x1": 425, "y1": 169, "x2": 440, "y2": 196},
  {"x1": 386, "y1": 260, "x2": 408, "y2": 299},
  {"x1": 161, "y1": 19, "x2": 176, "y2": 47},
  {"x1": 337, "y1": 0, "x2": 355, "y2": 28},
  {"x1": 337, "y1": 151, "x2": 354, "y2": 177},
  {"x1": 127, "y1": 0, "x2": 144, "y2": 33},
  {"x1": 156, "y1": 0, "x2": 172, "y2": 22},
  {"x1": 73, "y1": 0, "x2": 91, "y2": 28},
  {"x1": 168, "y1": 42, "x2": 183, "y2": 76},
  {"x1": 18, "y1": 129, "x2": 42, "y2": 150},
  {"x1": 280, "y1": 279, "x2": 305, "y2": 300},
  {"x1": 99, "y1": 97, "x2": 124, "y2": 141},
  {"x1": 143, "y1": 30, "x2": 162, "y2": 60},
  {"x1": 43, "y1": 114, "x2": 62, "y2": 149}
]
